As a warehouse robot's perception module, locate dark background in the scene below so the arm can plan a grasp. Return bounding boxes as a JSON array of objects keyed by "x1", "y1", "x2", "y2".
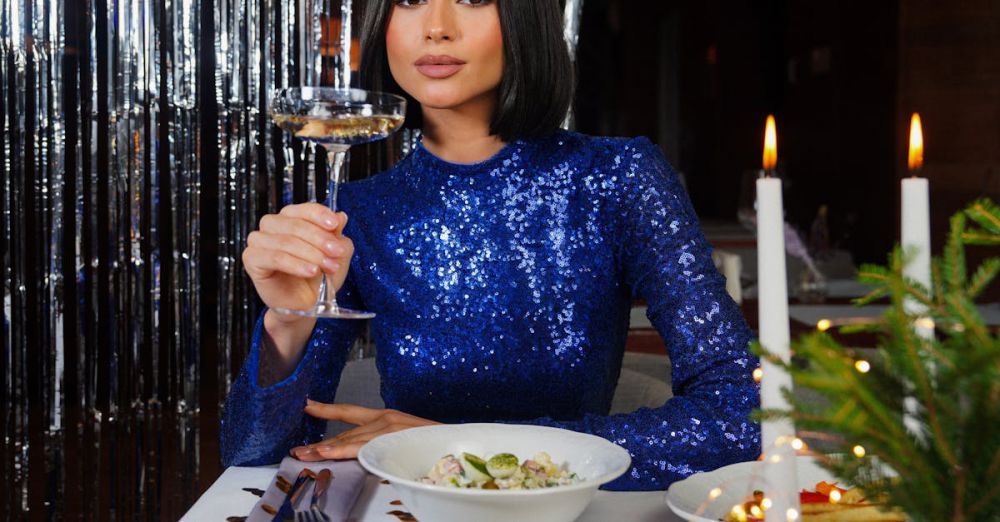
[{"x1": 573, "y1": 0, "x2": 999, "y2": 266}]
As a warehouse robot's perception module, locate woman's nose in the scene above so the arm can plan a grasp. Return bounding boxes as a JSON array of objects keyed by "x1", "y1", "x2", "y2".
[{"x1": 424, "y1": 0, "x2": 458, "y2": 42}]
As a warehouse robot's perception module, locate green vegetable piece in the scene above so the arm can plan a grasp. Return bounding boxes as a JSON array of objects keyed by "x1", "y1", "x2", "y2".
[
  {"x1": 486, "y1": 453, "x2": 519, "y2": 479},
  {"x1": 460, "y1": 453, "x2": 492, "y2": 482}
]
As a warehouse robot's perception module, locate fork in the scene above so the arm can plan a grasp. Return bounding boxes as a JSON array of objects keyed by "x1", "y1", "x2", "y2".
[
  {"x1": 294, "y1": 511, "x2": 316, "y2": 522},
  {"x1": 294, "y1": 506, "x2": 329, "y2": 522}
]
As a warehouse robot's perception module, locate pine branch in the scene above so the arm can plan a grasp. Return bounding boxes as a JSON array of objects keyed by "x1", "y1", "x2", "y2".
[
  {"x1": 961, "y1": 232, "x2": 1000, "y2": 245},
  {"x1": 967, "y1": 479, "x2": 1000, "y2": 520},
  {"x1": 944, "y1": 214, "x2": 968, "y2": 288},
  {"x1": 964, "y1": 198, "x2": 1000, "y2": 234},
  {"x1": 857, "y1": 263, "x2": 892, "y2": 286},
  {"x1": 839, "y1": 321, "x2": 885, "y2": 334},
  {"x1": 967, "y1": 257, "x2": 1000, "y2": 299},
  {"x1": 854, "y1": 286, "x2": 890, "y2": 306},
  {"x1": 760, "y1": 198, "x2": 1000, "y2": 522},
  {"x1": 932, "y1": 258, "x2": 946, "y2": 307},
  {"x1": 944, "y1": 293, "x2": 991, "y2": 348}
]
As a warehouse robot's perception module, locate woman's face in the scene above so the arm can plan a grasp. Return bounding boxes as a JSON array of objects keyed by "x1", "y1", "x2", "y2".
[{"x1": 386, "y1": 0, "x2": 504, "y2": 111}]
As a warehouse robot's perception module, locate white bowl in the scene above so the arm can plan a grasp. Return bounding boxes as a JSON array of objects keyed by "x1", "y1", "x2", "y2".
[
  {"x1": 666, "y1": 456, "x2": 830, "y2": 521},
  {"x1": 357, "y1": 423, "x2": 632, "y2": 522}
]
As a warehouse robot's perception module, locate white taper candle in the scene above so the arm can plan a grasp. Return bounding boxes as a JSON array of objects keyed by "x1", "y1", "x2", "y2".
[
  {"x1": 756, "y1": 174, "x2": 801, "y2": 521},
  {"x1": 902, "y1": 113, "x2": 933, "y2": 438}
]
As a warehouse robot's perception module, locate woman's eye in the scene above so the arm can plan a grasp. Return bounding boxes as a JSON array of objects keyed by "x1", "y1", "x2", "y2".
[
  {"x1": 458, "y1": 0, "x2": 494, "y2": 5},
  {"x1": 393, "y1": 0, "x2": 425, "y2": 7}
]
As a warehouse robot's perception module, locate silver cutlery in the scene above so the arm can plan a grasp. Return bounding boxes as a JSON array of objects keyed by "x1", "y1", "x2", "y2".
[
  {"x1": 273, "y1": 468, "x2": 314, "y2": 522},
  {"x1": 309, "y1": 468, "x2": 333, "y2": 521}
]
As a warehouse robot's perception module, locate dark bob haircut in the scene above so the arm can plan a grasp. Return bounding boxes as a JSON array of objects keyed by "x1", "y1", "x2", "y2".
[{"x1": 359, "y1": 0, "x2": 575, "y2": 143}]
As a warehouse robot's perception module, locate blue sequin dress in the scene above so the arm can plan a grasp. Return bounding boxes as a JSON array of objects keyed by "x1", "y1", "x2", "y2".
[{"x1": 221, "y1": 130, "x2": 761, "y2": 491}]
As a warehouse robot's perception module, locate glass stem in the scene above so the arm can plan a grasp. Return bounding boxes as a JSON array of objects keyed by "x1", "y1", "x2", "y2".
[{"x1": 318, "y1": 145, "x2": 350, "y2": 311}]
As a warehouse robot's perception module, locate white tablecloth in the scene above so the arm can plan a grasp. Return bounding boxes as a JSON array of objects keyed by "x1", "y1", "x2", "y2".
[{"x1": 182, "y1": 466, "x2": 681, "y2": 521}]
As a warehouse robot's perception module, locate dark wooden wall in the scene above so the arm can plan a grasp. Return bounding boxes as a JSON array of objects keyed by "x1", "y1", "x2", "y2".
[
  {"x1": 897, "y1": 0, "x2": 1000, "y2": 256},
  {"x1": 575, "y1": 0, "x2": 999, "y2": 269}
]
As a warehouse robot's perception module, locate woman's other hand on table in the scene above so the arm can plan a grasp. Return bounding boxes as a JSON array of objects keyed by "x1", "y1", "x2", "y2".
[{"x1": 290, "y1": 400, "x2": 441, "y2": 460}]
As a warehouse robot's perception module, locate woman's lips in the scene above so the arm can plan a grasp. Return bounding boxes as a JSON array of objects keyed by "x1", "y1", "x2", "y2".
[
  {"x1": 415, "y1": 63, "x2": 465, "y2": 79},
  {"x1": 414, "y1": 55, "x2": 466, "y2": 79}
]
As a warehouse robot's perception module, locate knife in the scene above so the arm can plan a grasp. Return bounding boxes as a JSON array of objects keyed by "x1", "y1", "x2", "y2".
[{"x1": 272, "y1": 468, "x2": 313, "y2": 522}]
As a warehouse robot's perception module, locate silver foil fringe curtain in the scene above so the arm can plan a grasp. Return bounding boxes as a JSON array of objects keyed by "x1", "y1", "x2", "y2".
[{"x1": 1, "y1": 0, "x2": 582, "y2": 518}]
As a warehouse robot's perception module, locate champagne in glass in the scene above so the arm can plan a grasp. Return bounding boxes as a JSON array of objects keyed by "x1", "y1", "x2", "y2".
[{"x1": 269, "y1": 87, "x2": 406, "y2": 319}]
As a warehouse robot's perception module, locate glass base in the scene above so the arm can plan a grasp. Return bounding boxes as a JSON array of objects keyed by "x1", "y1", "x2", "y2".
[{"x1": 272, "y1": 303, "x2": 375, "y2": 320}]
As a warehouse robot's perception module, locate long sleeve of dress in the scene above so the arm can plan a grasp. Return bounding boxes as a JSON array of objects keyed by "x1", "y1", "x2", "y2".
[
  {"x1": 219, "y1": 278, "x2": 364, "y2": 467},
  {"x1": 519, "y1": 137, "x2": 761, "y2": 491}
]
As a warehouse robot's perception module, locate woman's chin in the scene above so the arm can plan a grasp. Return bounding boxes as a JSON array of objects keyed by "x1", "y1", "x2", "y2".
[
  {"x1": 413, "y1": 95, "x2": 465, "y2": 111},
  {"x1": 409, "y1": 85, "x2": 484, "y2": 111}
]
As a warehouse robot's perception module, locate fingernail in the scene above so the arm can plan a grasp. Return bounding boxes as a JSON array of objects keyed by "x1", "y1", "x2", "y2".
[
  {"x1": 324, "y1": 242, "x2": 343, "y2": 255},
  {"x1": 306, "y1": 398, "x2": 317, "y2": 405},
  {"x1": 302, "y1": 265, "x2": 318, "y2": 276},
  {"x1": 323, "y1": 215, "x2": 338, "y2": 229},
  {"x1": 321, "y1": 258, "x2": 339, "y2": 272}
]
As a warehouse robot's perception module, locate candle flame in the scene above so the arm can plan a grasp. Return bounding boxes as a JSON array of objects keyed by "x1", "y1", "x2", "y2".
[
  {"x1": 763, "y1": 115, "x2": 778, "y2": 171},
  {"x1": 908, "y1": 113, "x2": 923, "y2": 171}
]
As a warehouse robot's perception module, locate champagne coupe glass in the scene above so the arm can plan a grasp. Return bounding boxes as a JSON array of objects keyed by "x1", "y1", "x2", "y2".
[{"x1": 269, "y1": 87, "x2": 406, "y2": 319}]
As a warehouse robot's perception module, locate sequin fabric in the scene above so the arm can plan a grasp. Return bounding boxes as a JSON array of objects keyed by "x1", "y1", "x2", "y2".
[{"x1": 221, "y1": 130, "x2": 761, "y2": 490}]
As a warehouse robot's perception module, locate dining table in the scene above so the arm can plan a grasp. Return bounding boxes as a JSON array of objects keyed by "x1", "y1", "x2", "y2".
[
  {"x1": 181, "y1": 464, "x2": 682, "y2": 521},
  {"x1": 184, "y1": 275, "x2": 1000, "y2": 521}
]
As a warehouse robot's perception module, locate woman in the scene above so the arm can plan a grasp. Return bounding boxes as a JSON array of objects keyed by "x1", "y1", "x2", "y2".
[{"x1": 221, "y1": 0, "x2": 760, "y2": 491}]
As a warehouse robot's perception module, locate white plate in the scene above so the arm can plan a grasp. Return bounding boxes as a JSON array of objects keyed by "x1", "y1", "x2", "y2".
[{"x1": 665, "y1": 456, "x2": 833, "y2": 521}]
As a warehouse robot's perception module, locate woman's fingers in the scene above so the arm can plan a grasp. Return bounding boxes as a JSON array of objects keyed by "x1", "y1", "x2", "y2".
[
  {"x1": 246, "y1": 231, "x2": 330, "y2": 269},
  {"x1": 278, "y1": 203, "x2": 348, "y2": 234},
  {"x1": 258, "y1": 214, "x2": 353, "y2": 260},
  {"x1": 303, "y1": 401, "x2": 385, "y2": 425},
  {"x1": 294, "y1": 441, "x2": 366, "y2": 461},
  {"x1": 331, "y1": 418, "x2": 391, "y2": 443},
  {"x1": 242, "y1": 246, "x2": 319, "y2": 280}
]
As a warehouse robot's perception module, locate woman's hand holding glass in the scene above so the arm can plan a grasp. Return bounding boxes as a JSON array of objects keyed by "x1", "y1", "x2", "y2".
[{"x1": 242, "y1": 203, "x2": 354, "y2": 322}]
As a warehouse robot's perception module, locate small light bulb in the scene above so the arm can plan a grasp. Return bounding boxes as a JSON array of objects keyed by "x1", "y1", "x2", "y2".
[
  {"x1": 761, "y1": 497, "x2": 773, "y2": 510},
  {"x1": 853, "y1": 445, "x2": 866, "y2": 458},
  {"x1": 791, "y1": 438, "x2": 804, "y2": 451},
  {"x1": 914, "y1": 317, "x2": 935, "y2": 330},
  {"x1": 786, "y1": 508, "x2": 800, "y2": 521},
  {"x1": 709, "y1": 487, "x2": 723, "y2": 500},
  {"x1": 829, "y1": 489, "x2": 842, "y2": 503},
  {"x1": 770, "y1": 454, "x2": 782, "y2": 463},
  {"x1": 751, "y1": 505, "x2": 764, "y2": 518},
  {"x1": 855, "y1": 360, "x2": 871, "y2": 373},
  {"x1": 752, "y1": 368, "x2": 763, "y2": 382},
  {"x1": 816, "y1": 319, "x2": 832, "y2": 331}
]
